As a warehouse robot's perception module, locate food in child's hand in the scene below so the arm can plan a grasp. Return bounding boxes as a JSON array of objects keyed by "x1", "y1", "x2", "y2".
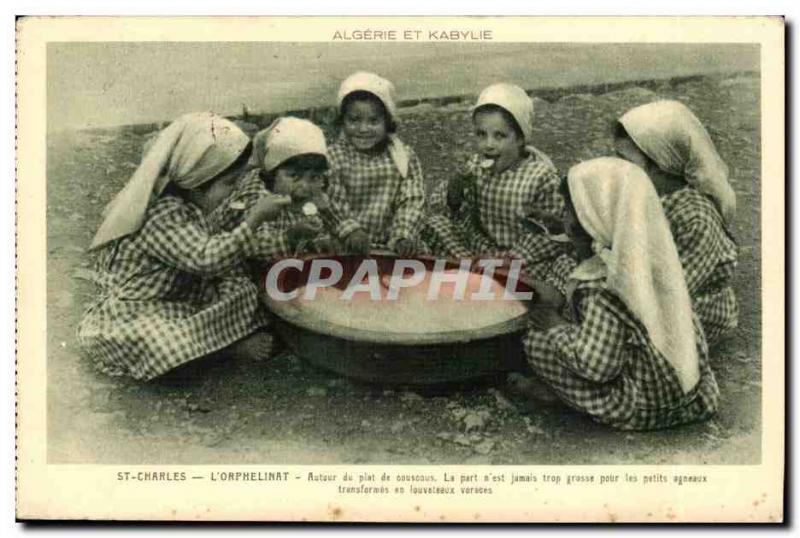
[
  {"x1": 479, "y1": 158, "x2": 495, "y2": 169},
  {"x1": 302, "y1": 202, "x2": 318, "y2": 217},
  {"x1": 229, "y1": 200, "x2": 246, "y2": 211}
]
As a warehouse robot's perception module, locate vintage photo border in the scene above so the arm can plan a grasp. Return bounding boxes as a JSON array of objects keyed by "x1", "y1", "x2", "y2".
[{"x1": 15, "y1": 16, "x2": 785, "y2": 522}]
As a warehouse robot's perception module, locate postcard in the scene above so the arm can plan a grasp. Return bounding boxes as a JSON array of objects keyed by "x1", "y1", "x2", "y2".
[{"x1": 16, "y1": 16, "x2": 784, "y2": 522}]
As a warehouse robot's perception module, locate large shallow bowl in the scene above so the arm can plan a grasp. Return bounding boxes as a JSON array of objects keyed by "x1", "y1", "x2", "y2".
[{"x1": 257, "y1": 253, "x2": 535, "y2": 385}]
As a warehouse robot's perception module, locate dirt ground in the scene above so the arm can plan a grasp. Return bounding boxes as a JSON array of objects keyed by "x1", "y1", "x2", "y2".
[{"x1": 46, "y1": 72, "x2": 761, "y2": 464}]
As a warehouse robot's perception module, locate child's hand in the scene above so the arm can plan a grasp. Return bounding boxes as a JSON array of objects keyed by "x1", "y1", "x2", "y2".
[
  {"x1": 313, "y1": 237, "x2": 340, "y2": 255},
  {"x1": 446, "y1": 172, "x2": 471, "y2": 212},
  {"x1": 245, "y1": 194, "x2": 291, "y2": 229},
  {"x1": 393, "y1": 238, "x2": 417, "y2": 258},
  {"x1": 522, "y1": 210, "x2": 565, "y2": 235},
  {"x1": 344, "y1": 229, "x2": 370, "y2": 255},
  {"x1": 528, "y1": 307, "x2": 566, "y2": 331},
  {"x1": 530, "y1": 279, "x2": 565, "y2": 310},
  {"x1": 286, "y1": 222, "x2": 321, "y2": 252}
]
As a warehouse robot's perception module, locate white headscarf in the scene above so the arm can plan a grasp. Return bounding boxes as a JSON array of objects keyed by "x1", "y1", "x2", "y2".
[
  {"x1": 473, "y1": 83, "x2": 534, "y2": 143},
  {"x1": 567, "y1": 157, "x2": 700, "y2": 394},
  {"x1": 618, "y1": 100, "x2": 735, "y2": 223},
  {"x1": 251, "y1": 117, "x2": 329, "y2": 172},
  {"x1": 337, "y1": 71, "x2": 410, "y2": 178},
  {"x1": 90, "y1": 112, "x2": 249, "y2": 249}
]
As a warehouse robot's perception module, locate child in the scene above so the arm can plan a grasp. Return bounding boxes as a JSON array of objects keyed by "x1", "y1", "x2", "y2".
[
  {"x1": 522, "y1": 157, "x2": 719, "y2": 430},
  {"x1": 219, "y1": 116, "x2": 339, "y2": 257},
  {"x1": 424, "y1": 83, "x2": 564, "y2": 280},
  {"x1": 615, "y1": 100, "x2": 738, "y2": 344},
  {"x1": 325, "y1": 71, "x2": 426, "y2": 257},
  {"x1": 78, "y1": 112, "x2": 299, "y2": 381}
]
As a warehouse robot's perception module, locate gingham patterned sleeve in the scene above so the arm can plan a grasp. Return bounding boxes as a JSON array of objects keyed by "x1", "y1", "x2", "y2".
[
  {"x1": 243, "y1": 223, "x2": 292, "y2": 261},
  {"x1": 457, "y1": 175, "x2": 504, "y2": 256},
  {"x1": 545, "y1": 253, "x2": 579, "y2": 295},
  {"x1": 469, "y1": 222, "x2": 504, "y2": 256},
  {"x1": 388, "y1": 149, "x2": 426, "y2": 249},
  {"x1": 508, "y1": 168, "x2": 565, "y2": 265},
  {"x1": 508, "y1": 231, "x2": 565, "y2": 268},
  {"x1": 325, "y1": 164, "x2": 364, "y2": 241},
  {"x1": 141, "y1": 198, "x2": 252, "y2": 276},
  {"x1": 208, "y1": 169, "x2": 267, "y2": 232},
  {"x1": 672, "y1": 213, "x2": 736, "y2": 295},
  {"x1": 543, "y1": 289, "x2": 628, "y2": 384}
]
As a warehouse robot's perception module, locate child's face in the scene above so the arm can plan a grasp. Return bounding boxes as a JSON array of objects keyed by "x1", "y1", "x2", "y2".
[
  {"x1": 342, "y1": 99, "x2": 388, "y2": 152},
  {"x1": 192, "y1": 166, "x2": 244, "y2": 215},
  {"x1": 473, "y1": 109, "x2": 524, "y2": 174},
  {"x1": 272, "y1": 159, "x2": 326, "y2": 205},
  {"x1": 562, "y1": 202, "x2": 594, "y2": 262},
  {"x1": 614, "y1": 135, "x2": 650, "y2": 171}
]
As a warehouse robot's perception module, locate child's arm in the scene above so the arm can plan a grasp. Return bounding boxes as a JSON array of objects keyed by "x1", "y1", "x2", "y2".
[
  {"x1": 457, "y1": 183, "x2": 504, "y2": 257},
  {"x1": 325, "y1": 166, "x2": 364, "y2": 242},
  {"x1": 507, "y1": 169, "x2": 566, "y2": 266},
  {"x1": 244, "y1": 223, "x2": 293, "y2": 261},
  {"x1": 388, "y1": 149, "x2": 426, "y2": 251},
  {"x1": 540, "y1": 289, "x2": 628, "y2": 383},
  {"x1": 246, "y1": 217, "x2": 331, "y2": 260},
  {"x1": 211, "y1": 169, "x2": 267, "y2": 231},
  {"x1": 672, "y1": 212, "x2": 736, "y2": 295},
  {"x1": 141, "y1": 198, "x2": 256, "y2": 276}
]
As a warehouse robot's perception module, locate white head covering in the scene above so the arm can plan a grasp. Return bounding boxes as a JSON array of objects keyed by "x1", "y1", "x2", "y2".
[
  {"x1": 90, "y1": 112, "x2": 249, "y2": 249},
  {"x1": 618, "y1": 100, "x2": 735, "y2": 223},
  {"x1": 336, "y1": 71, "x2": 409, "y2": 178},
  {"x1": 473, "y1": 83, "x2": 534, "y2": 143},
  {"x1": 567, "y1": 157, "x2": 700, "y2": 394},
  {"x1": 251, "y1": 117, "x2": 329, "y2": 172}
]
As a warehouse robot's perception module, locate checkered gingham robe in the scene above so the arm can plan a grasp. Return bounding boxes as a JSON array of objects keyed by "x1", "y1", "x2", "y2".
[
  {"x1": 425, "y1": 148, "x2": 565, "y2": 280},
  {"x1": 524, "y1": 279, "x2": 720, "y2": 430},
  {"x1": 661, "y1": 187, "x2": 738, "y2": 344},
  {"x1": 78, "y1": 192, "x2": 275, "y2": 381},
  {"x1": 325, "y1": 136, "x2": 426, "y2": 250}
]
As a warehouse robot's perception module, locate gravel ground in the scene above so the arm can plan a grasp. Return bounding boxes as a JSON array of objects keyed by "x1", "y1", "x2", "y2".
[{"x1": 46, "y1": 71, "x2": 761, "y2": 464}]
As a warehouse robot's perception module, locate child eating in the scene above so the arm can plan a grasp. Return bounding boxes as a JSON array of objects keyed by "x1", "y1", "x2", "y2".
[
  {"x1": 425, "y1": 83, "x2": 565, "y2": 279},
  {"x1": 221, "y1": 116, "x2": 339, "y2": 257},
  {"x1": 78, "y1": 112, "x2": 300, "y2": 381}
]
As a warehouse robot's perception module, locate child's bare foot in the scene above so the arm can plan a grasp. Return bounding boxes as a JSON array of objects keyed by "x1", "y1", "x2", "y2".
[
  {"x1": 506, "y1": 372, "x2": 561, "y2": 404},
  {"x1": 227, "y1": 331, "x2": 277, "y2": 362}
]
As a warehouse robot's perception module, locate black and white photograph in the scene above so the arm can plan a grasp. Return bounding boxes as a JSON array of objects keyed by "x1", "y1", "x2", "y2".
[{"x1": 15, "y1": 16, "x2": 784, "y2": 522}]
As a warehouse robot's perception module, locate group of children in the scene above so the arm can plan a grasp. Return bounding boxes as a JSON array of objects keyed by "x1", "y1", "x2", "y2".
[{"x1": 78, "y1": 70, "x2": 739, "y2": 431}]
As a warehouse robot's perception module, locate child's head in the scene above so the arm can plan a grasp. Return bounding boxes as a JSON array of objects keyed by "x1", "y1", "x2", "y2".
[
  {"x1": 612, "y1": 121, "x2": 653, "y2": 174},
  {"x1": 266, "y1": 153, "x2": 328, "y2": 203},
  {"x1": 336, "y1": 72, "x2": 398, "y2": 153},
  {"x1": 472, "y1": 83, "x2": 534, "y2": 173},
  {"x1": 252, "y1": 117, "x2": 329, "y2": 205},
  {"x1": 613, "y1": 120, "x2": 689, "y2": 197},
  {"x1": 91, "y1": 112, "x2": 252, "y2": 249},
  {"x1": 473, "y1": 104, "x2": 525, "y2": 173},
  {"x1": 182, "y1": 140, "x2": 253, "y2": 214},
  {"x1": 558, "y1": 176, "x2": 594, "y2": 262}
]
